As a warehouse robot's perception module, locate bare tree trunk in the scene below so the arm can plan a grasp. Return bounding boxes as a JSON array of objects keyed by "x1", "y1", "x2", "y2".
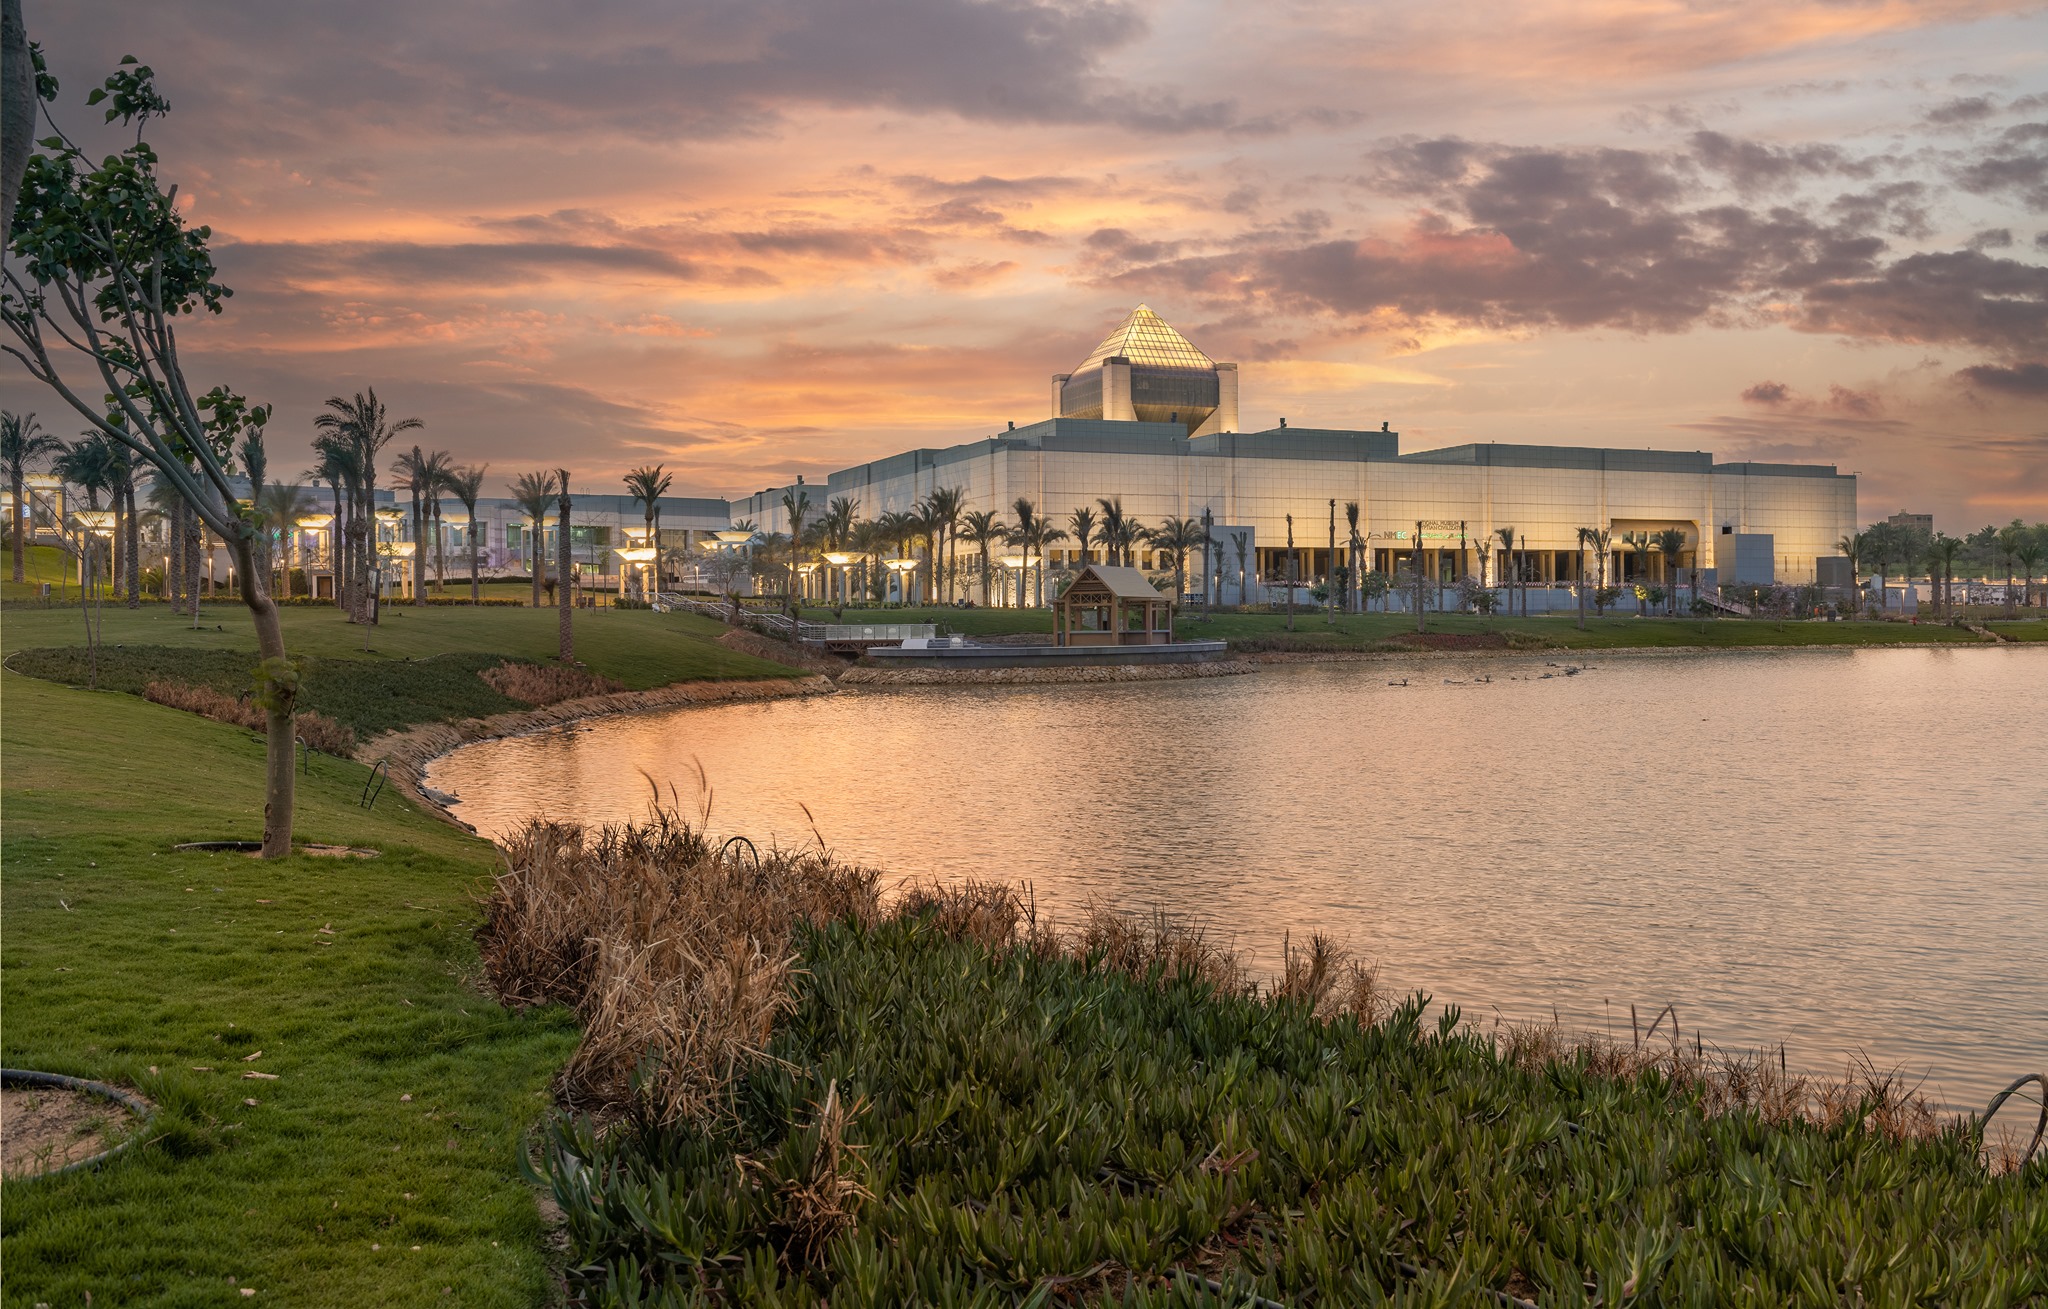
[
  {"x1": 470, "y1": 522, "x2": 481, "y2": 603},
  {"x1": 232, "y1": 531, "x2": 297, "y2": 859},
  {"x1": 556, "y1": 471, "x2": 573, "y2": 661}
]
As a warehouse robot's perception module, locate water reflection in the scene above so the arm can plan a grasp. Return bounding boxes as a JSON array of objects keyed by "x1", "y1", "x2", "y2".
[{"x1": 430, "y1": 647, "x2": 2048, "y2": 1109}]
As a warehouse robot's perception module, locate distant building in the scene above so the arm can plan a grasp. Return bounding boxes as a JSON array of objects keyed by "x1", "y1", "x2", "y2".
[{"x1": 1884, "y1": 511, "x2": 1933, "y2": 538}]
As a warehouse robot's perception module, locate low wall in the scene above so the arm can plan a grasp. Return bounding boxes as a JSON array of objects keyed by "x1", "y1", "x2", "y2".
[
  {"x1": 840, "y1": 658, "x2": 1257, "y2": 686},
  {"x1": 863, "y1": 639, "x2": 1230, "y2": 670}
]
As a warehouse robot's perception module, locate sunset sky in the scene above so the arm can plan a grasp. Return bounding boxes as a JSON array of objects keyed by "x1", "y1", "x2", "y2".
[{"x1": 11, "y1": 0, "x2": 2047, "y2": 528}]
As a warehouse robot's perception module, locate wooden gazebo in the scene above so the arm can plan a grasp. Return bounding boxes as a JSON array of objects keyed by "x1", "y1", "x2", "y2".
[{"x1": 1055, "y1": 564, "x2": 1174, "y2": 646}]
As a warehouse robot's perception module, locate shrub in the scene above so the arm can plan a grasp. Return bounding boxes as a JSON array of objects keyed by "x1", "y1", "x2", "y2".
[
  {"x1": 418, "y1": 595, "x2": 527, "y2": 606},
  {"x1": 141, "y1": 679, "x2": 357, "y2": 755},
  {"x1": 478, "y1": 660, "x2": 626, "y2": 706}
]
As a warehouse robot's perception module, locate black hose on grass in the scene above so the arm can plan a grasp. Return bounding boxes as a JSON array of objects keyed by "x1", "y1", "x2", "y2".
[
  {"x1": 1, "y1": 1068, "x2": 155, "y2": 1180},
  {"x1": 1979, "y1": 1071, "x2": 2047, "y2": 1168}
]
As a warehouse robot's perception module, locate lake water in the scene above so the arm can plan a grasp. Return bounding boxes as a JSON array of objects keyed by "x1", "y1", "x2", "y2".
[{"x1": 429, "y1": 646, "x2": 2048, "y2": 1111}]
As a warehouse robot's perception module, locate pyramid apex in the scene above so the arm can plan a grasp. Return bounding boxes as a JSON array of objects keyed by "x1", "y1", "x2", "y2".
[{"x1": 1075, "y1": 304, "x2": 1214, "y2": 372}]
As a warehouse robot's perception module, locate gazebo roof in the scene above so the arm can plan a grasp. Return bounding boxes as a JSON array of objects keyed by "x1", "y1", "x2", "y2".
[{"x1": 1063, "y1": 564, "x2": 1169, "y2": 602}]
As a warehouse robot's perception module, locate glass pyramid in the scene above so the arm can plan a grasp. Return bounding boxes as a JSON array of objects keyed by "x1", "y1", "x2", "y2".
[{"x1": 1075, "y1": 304, "x2": 1215, "y2": 372}]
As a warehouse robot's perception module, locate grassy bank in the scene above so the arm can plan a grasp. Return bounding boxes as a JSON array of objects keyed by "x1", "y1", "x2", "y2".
[
  {"x1": 802, "y1": 603, "x2": 2048, "y2": 650},
  {"x1": 492, "y1": 823, "x2": 2047, "y2": 1307},
  {"x1": 3, "y1": 603, "x2": 793, "y2": 746},
  {"x1": 0, "y1": 671, "x2": 579, "y2": 1306}
]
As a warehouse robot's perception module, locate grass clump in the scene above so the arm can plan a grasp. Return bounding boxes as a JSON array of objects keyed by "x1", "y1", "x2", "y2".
[
  {"x1": 142, "y1": 678, "x2": 358, "y2": 755},
  {"x1": 487, "y1": 815, "x2": 2048, "y2": 1307},
  {"x1": 479, "y1": 659, "x2": 627, "y2": 707},
  {"x1": 480, "y1": 816, "x2": 879, "y2": 1124}
]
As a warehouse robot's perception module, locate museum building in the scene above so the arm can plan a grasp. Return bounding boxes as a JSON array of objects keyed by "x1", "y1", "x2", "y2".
[{"x1": 731, "y1": 306, "x2": 1856, "y2": 601}]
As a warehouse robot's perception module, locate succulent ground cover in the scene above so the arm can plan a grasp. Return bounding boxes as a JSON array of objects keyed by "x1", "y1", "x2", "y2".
[{"x1": 489, "y1": 819, "x2": 2048, "y2": 1308}]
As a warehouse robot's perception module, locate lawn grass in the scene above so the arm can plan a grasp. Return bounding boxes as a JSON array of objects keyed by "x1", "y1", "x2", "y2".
[
  {"x1": 801, "y1": 602, "x2": 2045, "y2": 649},
  {"x1": 1, "y1": 543, "x2": 80, "y2": 601},
  {"x1": 0, "y1": 669, "x2": 581, "y2": 1307},
  {"x1": 4, "y1": 597, "x2": 796, "y2": 750},
  {"x1": 2, "y1": 601, "x2": 791, "y2": 688}
]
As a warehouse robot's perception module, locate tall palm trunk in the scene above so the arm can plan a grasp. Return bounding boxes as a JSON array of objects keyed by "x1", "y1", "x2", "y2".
[
  {"x1": 530, "y1": 516, "x2": 546, "y2": 608},
  {"x1": 556, "y1": 471, "x2": 574, "y2": 660},
  {"x1": 185, "y1": 501, "x2": 204, "y2": 616},
  {"x1": 470, "y1": 521, "x2": 481, "y2": 603},
  {"x1": 125, "y1": 478, "x2": 141, "y2": 604},
  {"x1": 8, "y1": 467, "x2": 25, "y2": 584},
  {"x1": 8, "y1": 467, "x2": 22, "y2": 583}
]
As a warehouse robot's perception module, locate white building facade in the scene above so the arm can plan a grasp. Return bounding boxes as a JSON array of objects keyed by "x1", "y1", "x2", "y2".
[{"x1": 729, "y1": 307, "x2": 1855, "y2": 601}]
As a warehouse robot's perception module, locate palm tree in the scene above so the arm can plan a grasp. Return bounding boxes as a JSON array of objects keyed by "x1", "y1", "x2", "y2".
[
  {"x1": 780, "y1": 486, "x2": 811, "y2": 617},
  {"x1": 1835, "y1": 532, "x2": 1864, "y2": 615},
  {"x1": 448, "y1": 464, "x2": 489, "y2": 602},
  {"x1": 1346, "y1": 502, "x2": 1365, "y2": 614},
  {"x1": 1495, "y1": 525, "x2": 1517, "y2": 618},
  {"x1": 925, "y1": 485, "x2": 965, "y2": 602},
  {"x1": 1068, "y1": 505, "x2": 1097, "y2": 572},
  {"x1": 1009, "y1": 497, "x2": 1046, "y2": 607},
  {"x1": 391, "y1": 446, "x2": 455, "y2": 601},
  {"x1": 1574, "y1": 526, "x2": 1600, "y2": 630},
  {"x1": 1231, "y1": 531, "x2": 1249, "y2": 608},
  {"x1": 311, "y1": 440, "x2": 359, "y2": 610},
  {"x1": 115, "y1": 441, "x2": 142, "y2": 607},
  {"x1": 1652, "y1": 527, "x2": 1687, "y2": 615},
  {"x1": 314, "y1": 390, "x2": 422, "y2": 621},
  {"x1": 1580, "y1": 526, "x2": 1613, "y2": 615},
  {"x1": 258, "y1": 482, "x2": 316, "y2": 598},
  {"x1": 2016, "y1": 536, "x2": 2042, "y2": 611},
  {"x1": 423, "y1": 450, "x2": 457, "y2": 594},
  {"x1": 961, "y1": 509, "x2": 1003, "y2": 605},
  {"x1": 54, "y1": 436, "x2": 124, "y2": 674},
  {"x1": 821, "y1": 495, "x2": 859, "y2": 608},
  {"x1": 1996, "y1": 521, "x2": 2025, "y2": 617},
  {"x1": 1929, "y1": 532, "x2": 1963, "y2": 618},
  {"x1": 1145, "y1": 516, "x2": 1206, "y2": 607},
  {"x1": 556, "y1": 469, "x2": 574, "y2": 659},
  {"x1": 3, "y1": 411, "x2": 63, "y2": 583},
  {"x1": 1284, "y1": 512, "x2": 1297, "y2": 631},
  {"x1": 624, "y1": 463, "x2": 673, "y2": 594},
  {"x1": 1097, "y1": 495, "x2": 1138, "y2": 567},
  {"x1": 508, "y1": 470, "x2": 557, "y2": 607},
  {"x1": 1864, "y1": 522, "x2": 1899, "y2": 617}
]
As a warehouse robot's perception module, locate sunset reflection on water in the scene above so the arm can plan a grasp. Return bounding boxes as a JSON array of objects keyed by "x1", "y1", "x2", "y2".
[{"x1": 430, "y1": 646, "x2": 2048, "y2": 1110}]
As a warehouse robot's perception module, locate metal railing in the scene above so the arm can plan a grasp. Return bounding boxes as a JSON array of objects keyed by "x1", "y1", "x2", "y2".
[{"x1": 798, "y1": 622, "x2": 937, "y2": 643}]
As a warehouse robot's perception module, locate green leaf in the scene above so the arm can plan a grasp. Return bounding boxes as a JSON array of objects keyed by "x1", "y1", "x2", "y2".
[{"x1": 87, "y1": 88, "x2": 107, "y2": 105}]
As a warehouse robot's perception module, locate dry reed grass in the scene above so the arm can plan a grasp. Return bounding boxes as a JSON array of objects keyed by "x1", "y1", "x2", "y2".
[
  {"x1": 478, "y1": 660, "x2": 626, "y2": 706},
  {"x1": 477, "y1": 811, "x2": 878, "y2": 1123},
  {"x1": 141, "y1": 679, "x2": 356, "y2": 755}
]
